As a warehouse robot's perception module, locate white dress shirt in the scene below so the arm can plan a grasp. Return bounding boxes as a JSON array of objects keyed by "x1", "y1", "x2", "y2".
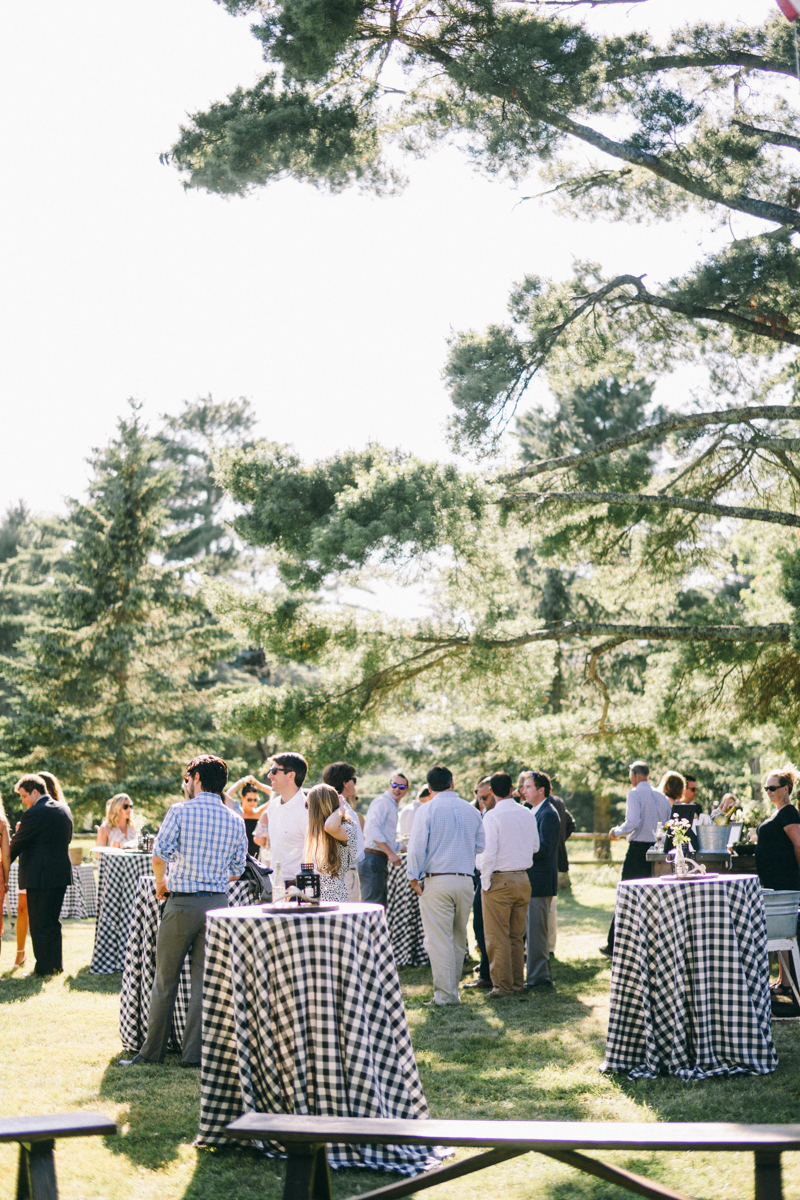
[
  {"x1": 480, "y1": 798, "x2": 539, "y2": 891},
  {"x1": 262, "y1": 789, "x2": 309, "y2": 881},
  {"x1": 612, "y1": 781, "x2": 672, "y2": 842},
  {"x1": 398, "y1": 800, "x2": 420, "y2": 840}
]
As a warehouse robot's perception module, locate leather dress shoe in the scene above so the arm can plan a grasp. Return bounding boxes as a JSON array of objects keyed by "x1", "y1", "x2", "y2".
[
  {"x1": 119, "y1": 1053, "x2": 148, "y2": 1067},
  {"x1": 181, "y1": 1061, "x2": 200, "y2": 1069},
  {"x1": 464, "y1": 978, "x2": 492, "y2": 989}
]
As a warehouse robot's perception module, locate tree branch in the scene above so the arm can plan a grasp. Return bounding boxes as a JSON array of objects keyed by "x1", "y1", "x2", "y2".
[
  {"x1": 503, "y1": 488, "x2": 800, "y2": 529},
  {"x1": 502, "y1": 405, "x2": 800, "y2": 482},
  {"x1": 413, "y1": 621, "x2": 791, "y2": 647},
  {"x1": 618, "y1": 279, "x2": 800, "y2": 347},
  {"x1": 538, "y1": 108, "x2": 800, "y2": 229},
  {"x1": 606, "y1": 53, "x2": 799, "y2": 83},
  {"x1": 732, "y1": 120, "x2": 800, "y2": 153}
]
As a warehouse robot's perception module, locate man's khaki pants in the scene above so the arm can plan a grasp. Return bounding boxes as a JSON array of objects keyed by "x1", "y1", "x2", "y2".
[
  {"x1": 481, "y1": 872, "x2": 532, "y2": 993},
  {"x1": 419, "y1": 875, "x2": 475, "y2": 1004}
]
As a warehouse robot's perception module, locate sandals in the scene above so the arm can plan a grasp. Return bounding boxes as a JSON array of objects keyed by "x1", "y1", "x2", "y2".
[
  {"x1": 770, "y1": 982, "x2": 795, "y2": 998},
  {"x1": 13, "y1": 952, "x2": 26, "y2": 969}
]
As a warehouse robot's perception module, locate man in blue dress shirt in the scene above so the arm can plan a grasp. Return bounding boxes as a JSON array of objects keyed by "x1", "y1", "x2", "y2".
[
  {"x1": 407, "y1": 765, "x2": 485, "y2": 1006},
  {"x1": 358, "y1": 772, "x2": 407, "y2": 906}
]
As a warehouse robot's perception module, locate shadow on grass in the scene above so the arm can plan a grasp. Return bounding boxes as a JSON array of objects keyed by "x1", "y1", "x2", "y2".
[
  {"x1": 66, "y1": 964, "x2": 121, "y2": 994},
  {"x1": 180, "y1": 1146, "x2": 416, "y2": 1200},
  {"x1": 97, "y1": 1055, "x2": 203, "y2": 1170},
  {"x1": 0, "y1": 972, "x2": 44, "y2": 1001},
  {"x1": 546, "y1": 1152, "x2": 690, "y2": 1200}
]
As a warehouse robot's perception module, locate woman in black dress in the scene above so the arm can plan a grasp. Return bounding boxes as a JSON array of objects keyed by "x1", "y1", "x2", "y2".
[{"x1": 755, "y1": 764, "x2": 800, "y2": 995}]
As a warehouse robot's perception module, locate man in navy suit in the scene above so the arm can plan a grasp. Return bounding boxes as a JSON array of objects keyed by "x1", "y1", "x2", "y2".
[
  {"x1": 521, "y1": 770, "x2": 560, "y2": 990},
  {"x1": 10, "y1": 774, "x2": 73, "y2": 977}
]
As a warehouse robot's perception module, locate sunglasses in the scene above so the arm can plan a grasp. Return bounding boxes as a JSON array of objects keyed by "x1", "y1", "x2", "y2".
[
  {"x1": 390, "y1": 782, "x2": 408, "y2": 790},
  {"x1": 268, "y1": 766, "x2": 285, "y2": 777},
  {"x1": 122, "y1": 804, "x2": 132, "y2": 810},
  {"x1": 765, "y1": 784, "x2": 786, "y2": 793}
]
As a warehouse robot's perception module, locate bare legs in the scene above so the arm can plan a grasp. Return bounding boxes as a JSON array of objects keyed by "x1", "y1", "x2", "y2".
[{"x1": 15, "y1": 891, "x2": 28, "y2": 966}]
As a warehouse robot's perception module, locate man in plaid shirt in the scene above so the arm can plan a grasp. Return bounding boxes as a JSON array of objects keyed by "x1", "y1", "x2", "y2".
[{"x1": 120, "y1": 754, "x2": 248, "y2": 1068}]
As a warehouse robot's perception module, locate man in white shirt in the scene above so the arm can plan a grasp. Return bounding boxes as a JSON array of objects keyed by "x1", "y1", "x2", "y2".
[
  {"x1": 257, "y1": 752, "x2": 310, "y2": 887},
  {"x1": 480, "y1": 772, "x2": 538, "y2": 996},
  {"x1": 600, "y1": 760, "x2": 671, "y2": 958}
]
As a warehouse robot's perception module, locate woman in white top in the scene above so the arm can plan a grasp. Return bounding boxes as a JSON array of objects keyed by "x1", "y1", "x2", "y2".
[{"x1": 96, "y1": 793, "x2": 138, "y2": 848}]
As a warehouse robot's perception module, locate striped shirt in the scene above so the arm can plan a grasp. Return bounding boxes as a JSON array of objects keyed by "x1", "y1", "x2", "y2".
[
  {"x1": 153, "y1": 792, "x2": 248, "y2": 893},
  {"x1": 406, "y1": 790, "x2": 485, "y2": 880}
]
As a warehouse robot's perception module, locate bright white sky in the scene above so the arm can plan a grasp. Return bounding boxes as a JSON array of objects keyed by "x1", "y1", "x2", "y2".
[{"x1": 0, "y1": 0, "x2": 781, "y2": 517}]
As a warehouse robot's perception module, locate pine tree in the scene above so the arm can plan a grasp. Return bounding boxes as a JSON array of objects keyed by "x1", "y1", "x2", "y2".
[
  {"x1": 157, "y1": 395, "x2": 258, "y2": 574},
  {"x1": 4, "y1": 405, "x2": 234, "y2": 816}
]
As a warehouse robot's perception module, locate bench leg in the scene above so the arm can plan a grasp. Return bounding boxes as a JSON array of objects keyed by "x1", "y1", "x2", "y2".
[
  {"x1": 755, "y1": 1151, "x2": 782, "y2": 1200},
  {"x1": 284, "y1": 1143, "x2": 332, "y2": 1200},
  {"x1": 17, "y1": 1140, "x2": 58, "y2": 1200}
]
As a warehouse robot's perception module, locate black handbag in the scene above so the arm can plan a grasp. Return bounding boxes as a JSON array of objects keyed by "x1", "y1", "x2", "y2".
[{"x1": 242, "y1": 853, "x2": 273, "y2": 901}]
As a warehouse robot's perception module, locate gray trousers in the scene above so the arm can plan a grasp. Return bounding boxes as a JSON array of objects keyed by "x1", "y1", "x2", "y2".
[
  {"x1": 526, "y1": 895, "x2": 554, "y2": 986},
  {"x1": 139, "y1": 891, "x2": 225, "y2": 1064}
]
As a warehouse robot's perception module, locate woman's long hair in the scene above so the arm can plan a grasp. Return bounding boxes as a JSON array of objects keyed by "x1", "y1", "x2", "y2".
[
  {"x1": 39, "y1": 772, "x2": 66, "y2": 804},
  {"x1": 106, "y1": 793, "x2": 134, "y2": 831},
  {"x1": 303, "y1": 784, "x2": 344, "y2": 876},
  {"x1": 0, "y1": 791, "x2": 9, "y2": 834}
]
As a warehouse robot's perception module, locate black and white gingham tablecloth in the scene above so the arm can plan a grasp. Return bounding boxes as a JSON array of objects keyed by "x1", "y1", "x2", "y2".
[
  {"x1": 120, "y1": 875, "x2": 257, "y2": 1052},
  {"x1": 90, "y1": 848, "x2": 154, "y2": 973},
  {"x1": 605, "y1": 874, "x2": 777, "y2": 1080},
  {"x1": 386, "y1": 858, "x2": 429, "y2": 968},
  {"x1": 6, "y1": 859, "x2": 95, "y2": 920},
  {"x1": 198, "y1": 902, "x2": 433, "y2": 1174}
]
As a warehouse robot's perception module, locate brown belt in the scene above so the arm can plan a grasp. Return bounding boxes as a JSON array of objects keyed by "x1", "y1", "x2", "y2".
[{"x1": 365, "y1": 847, "x2": 387, "y2": 858}]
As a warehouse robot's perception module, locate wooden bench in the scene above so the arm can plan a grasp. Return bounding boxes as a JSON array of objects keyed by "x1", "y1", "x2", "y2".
[
  {"x1": 0, "y1": 1111, "x2": 116, "y2": 1199},
  {"x1": 225, "y1": 1114, "x2": 800, "y2": 1200}
]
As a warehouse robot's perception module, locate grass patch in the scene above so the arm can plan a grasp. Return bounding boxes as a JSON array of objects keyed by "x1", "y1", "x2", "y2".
[{"x1": 1, "y1": 884, "x2": 799, "y2": 1199}]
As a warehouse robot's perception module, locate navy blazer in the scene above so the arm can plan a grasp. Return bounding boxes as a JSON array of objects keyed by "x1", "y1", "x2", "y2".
[
  {"x1": 526, "y1": 798, "x2": 560, "y2": 897},
  {"x1": 9, "y1": 794, "x2": 73, "y2": 890}
]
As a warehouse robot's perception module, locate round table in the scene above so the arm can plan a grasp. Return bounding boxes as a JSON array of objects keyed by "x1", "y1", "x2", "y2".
[
  {"x1": 386, "y1": 858, "x2": 428, "y2": 967},
  {"x1": 90, "y1": 848, "x2": 154, "y2": 973},
  {"x1": 6, "y1": 859, "x2": 96, "y2": 920},
  {"x1": 604, "y1": 874, "x2": 777, "y2": 1080},
  {"x1": 198, "y1": 902, "x2": 433, "y2": 1175},
  {"x1": 120, "y1": 876, "x2": 257, "y2": 1053}
]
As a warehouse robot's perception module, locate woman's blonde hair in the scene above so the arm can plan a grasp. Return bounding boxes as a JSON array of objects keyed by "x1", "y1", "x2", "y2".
[
  {"x1": 658, "y1": 772, "x2": 685, "y2": 802},
  {"x1": 303, "y1": 784, "x2": 344, "y2": 876},
  {"x1": 106, "y1": 793, "x2": 134, "y2": 830},
  {"x1": 39, "y1": 772, "x2": 66, "y2": 804},
  {"x1": 766, "y1": 763, "x2": 800, "y2": 796}
]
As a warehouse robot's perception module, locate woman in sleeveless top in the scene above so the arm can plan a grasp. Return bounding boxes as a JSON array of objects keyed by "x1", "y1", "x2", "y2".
[{"x1": 303, "y1": 784, "x2": 359, "y2": 903}]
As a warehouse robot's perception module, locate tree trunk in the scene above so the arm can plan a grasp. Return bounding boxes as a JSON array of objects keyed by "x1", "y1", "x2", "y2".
[
  {"x1": 750, "y1": 756, "x2": 762, "y2": 807},
  {"x1": 594, "y1": 791, "x2": 611, "y2": 861}
]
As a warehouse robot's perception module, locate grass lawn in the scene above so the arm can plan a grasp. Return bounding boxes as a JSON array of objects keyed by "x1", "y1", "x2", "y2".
[{"x1": 1, "y1": 870, "x2": 799, "y2": 1200}]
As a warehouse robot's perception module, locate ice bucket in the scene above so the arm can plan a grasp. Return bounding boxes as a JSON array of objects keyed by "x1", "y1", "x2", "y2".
[
  {"x1": 761, "y1": 889, "x2": 800, "y2": 939},
  {"x1": 697, "y1": 824, "x2": 731, "y2": 852}
]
